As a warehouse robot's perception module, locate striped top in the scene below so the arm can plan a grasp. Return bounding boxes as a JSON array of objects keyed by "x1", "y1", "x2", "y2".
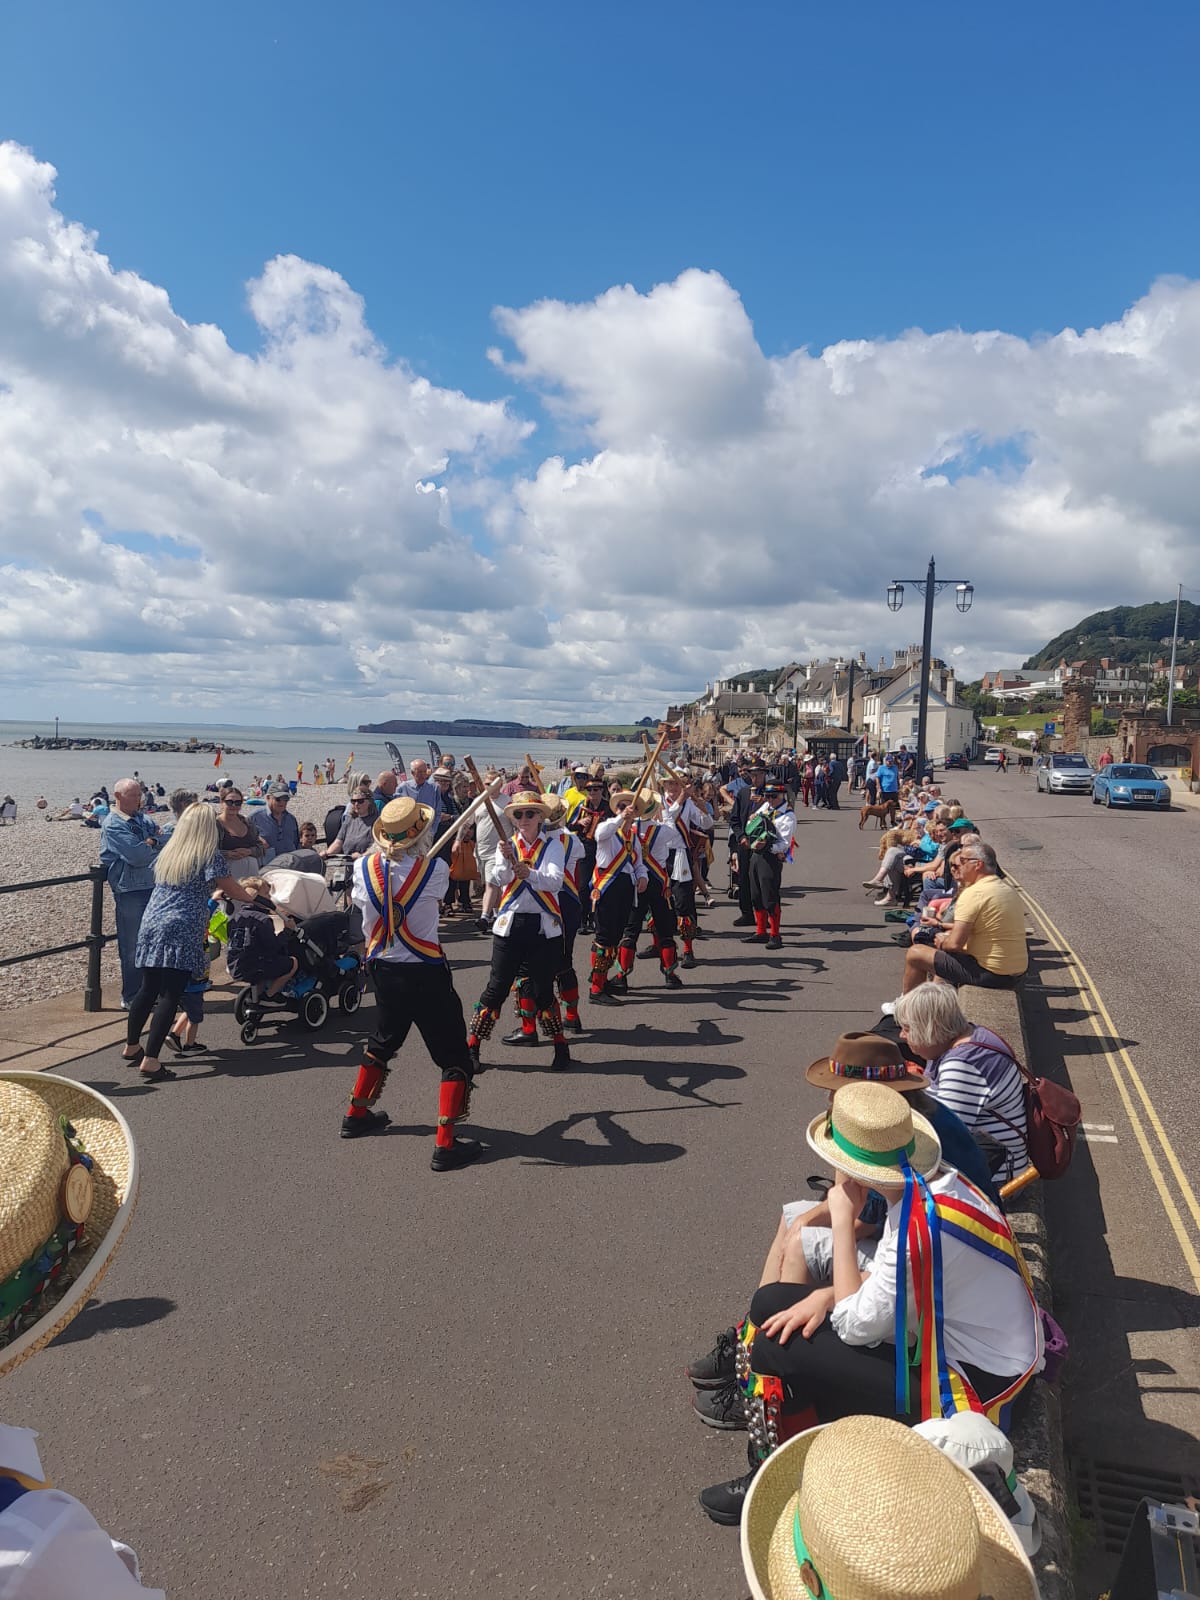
[{"x1": 928, "y1": 1025, "x2": 1029, "y2": 1178}]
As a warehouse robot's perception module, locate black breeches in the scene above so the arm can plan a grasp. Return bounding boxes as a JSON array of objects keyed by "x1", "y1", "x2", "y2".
[
  {"x1": 559, "y1": 896, "x2": 581, "y2": 973},
  {"x1": 478, "y1": 916, "x2": 563, "y2": 1011},
  {"x1": 621, "y1": 877, "x2": 675, "y2": 946},
  {"x1": 748, "y1": 1283, "x2": 1016, "y2": 1423},
  {"x1": 670, "y1": 878, "x2": 697, "y2": 921},
  {"x1": 366, "y1": 960, "x2": 472, "y2": 1081},
  {"x1": 592, "y1": 875, "x2": 635, "y2": 948},
  {"x1": 749, "y1": 851, "x2": 783, "y2": 911}
]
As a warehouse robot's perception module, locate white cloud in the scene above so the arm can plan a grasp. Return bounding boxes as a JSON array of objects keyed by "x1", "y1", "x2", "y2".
[{"x1": 1, "y1": 139, "x2": 1199, "y2": 727}]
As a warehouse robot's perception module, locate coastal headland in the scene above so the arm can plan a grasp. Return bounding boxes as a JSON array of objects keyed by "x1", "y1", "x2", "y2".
[{"x1": 358, "y1": 717, "x2": 649, "y2": 743}]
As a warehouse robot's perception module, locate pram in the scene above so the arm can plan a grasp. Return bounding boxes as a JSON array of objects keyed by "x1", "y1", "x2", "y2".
[{"x1": 229, "y1": 867, "x2": 364, "y2": 1045}]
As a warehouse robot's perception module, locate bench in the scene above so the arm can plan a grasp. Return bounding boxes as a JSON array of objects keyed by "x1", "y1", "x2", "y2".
[{"x1": 959, "y1": 982, "x2": 1074, "y2": 1600}]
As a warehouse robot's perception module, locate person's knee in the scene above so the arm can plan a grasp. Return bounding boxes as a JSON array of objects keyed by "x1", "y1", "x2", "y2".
[{"x1": 749, "y1": 1281, "x2": 806, "y2": 1325}]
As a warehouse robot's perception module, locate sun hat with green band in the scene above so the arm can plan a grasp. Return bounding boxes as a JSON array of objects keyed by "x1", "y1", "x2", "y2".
[
  {"x1": 0, "y1": 1072, "x2": 138, "y2": 1378},
  {"x1": 740, "y1": 1414, "x2": 1038, "y2": 1600},
  {"x1": 372, "y1": 796, "x2": 435, "y2": 862},
  {"x1": 805, "y1": 1080, "x2": 941, "y2": 1186}
]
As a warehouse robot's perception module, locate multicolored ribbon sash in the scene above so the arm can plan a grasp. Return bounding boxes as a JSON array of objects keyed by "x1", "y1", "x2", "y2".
[
  {"x1": 363, "y1": 852, "x2": 445, "y2": 964},
  {"x1": 558, "y1": 831, "x2": 581, "y2": 904},
  {"x1": 640, "y1": 823, "x2": 670, "y2": 892},
  {"x1": 497, "y1": 835, "x2": 562, "y2": 923},
  {"x1": 590, "y1": 832, "x2": 634, "y2": 906}
]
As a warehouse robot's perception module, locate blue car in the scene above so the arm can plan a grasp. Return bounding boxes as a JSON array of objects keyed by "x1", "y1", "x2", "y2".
[{"x1": 1091, "y1": 763, "x2": 1172, "y2": 809}]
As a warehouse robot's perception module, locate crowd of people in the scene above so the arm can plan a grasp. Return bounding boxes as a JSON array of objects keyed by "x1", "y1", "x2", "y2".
[{"x1": 3, "y1": 736, "x2": 1056, "y2": 1594}]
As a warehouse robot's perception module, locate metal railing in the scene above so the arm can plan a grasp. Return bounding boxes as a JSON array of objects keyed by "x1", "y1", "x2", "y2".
[{"x1": 0, "y1": 864, "x2": 113, "y2": 1011}]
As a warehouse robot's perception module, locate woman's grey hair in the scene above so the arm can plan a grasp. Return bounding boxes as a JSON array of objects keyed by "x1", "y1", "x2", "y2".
[
  {"x1": 894, "y1": 984, "x2": 970, "y2": 1057},
  {"x1": 169, "y1": 788, "x2": 199, "y2": 817}
]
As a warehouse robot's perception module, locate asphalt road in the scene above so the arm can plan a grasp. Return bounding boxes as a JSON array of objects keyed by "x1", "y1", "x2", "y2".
[{"x1": 9, "y1": 781, "x2": 1198, "y2": 1595}]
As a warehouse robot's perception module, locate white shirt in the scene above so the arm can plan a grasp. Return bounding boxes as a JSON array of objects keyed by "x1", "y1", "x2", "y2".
[
  {"x1": 557, "y1": 830, "x2": 586, "y2": 899},
  {"x1": 351, "y1": 849, "x2": 448, "y2": 964},
  {"x1": 491, "y1": 832, "x2": 565, "y2": 938},
  {"x1": 0, "y1": 1425, "x2": 163, "y2": 1598},
  {"x1": 830, "y1": 1170, "x2": 1044, "y2": 1381},
  {"x1": 767, "y1": 804, "x2": 795, "y2": 858},
  {"x1": 663, "y1": 797, "x2": 713, "y2": 883},
  {"x1": 593, "y1": 817, "x2": 644, "y2": 888}
]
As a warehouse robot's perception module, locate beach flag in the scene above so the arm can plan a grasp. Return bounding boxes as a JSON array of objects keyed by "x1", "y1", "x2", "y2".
[{"x1": 213, "y1": 746, "x2": 223, "y2": 767}]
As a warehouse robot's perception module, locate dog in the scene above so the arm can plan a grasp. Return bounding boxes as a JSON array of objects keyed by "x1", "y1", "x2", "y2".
[{"x1": 858, "y1": 797, "x2": 899, "y2": 830}]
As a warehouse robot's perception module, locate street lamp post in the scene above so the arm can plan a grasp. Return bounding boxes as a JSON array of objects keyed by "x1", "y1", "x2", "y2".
[{"x1": 886, "y1": 556, "x2": 973, "y2": 779}]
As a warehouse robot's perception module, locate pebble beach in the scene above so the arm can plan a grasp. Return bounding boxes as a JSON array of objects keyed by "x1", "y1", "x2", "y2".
[{"x1": 0, "y1": 782, "x2": 345, "y2": 1014}]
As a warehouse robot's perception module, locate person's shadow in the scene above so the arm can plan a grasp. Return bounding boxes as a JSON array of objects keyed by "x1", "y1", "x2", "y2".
[
  {"x1": 52, "y1": 1295, "x2": 177, "y2": 1345},
  {"x1": 384, "y1": 1106, "x2": 690, "y2": 1168}
]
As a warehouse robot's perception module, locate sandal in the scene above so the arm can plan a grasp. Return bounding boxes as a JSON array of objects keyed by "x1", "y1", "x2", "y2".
[
  {"x1": 139, "y1": 1063, "x2": 177, "y2": 1082},
  {"x1": 121, "y1": 1046, "x2": 145, "y2": 1067}
]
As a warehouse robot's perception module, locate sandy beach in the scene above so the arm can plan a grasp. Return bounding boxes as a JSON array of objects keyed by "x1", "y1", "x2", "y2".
[{"x1": 0, "y1": 784, "x2": 350, "y2": 1013}]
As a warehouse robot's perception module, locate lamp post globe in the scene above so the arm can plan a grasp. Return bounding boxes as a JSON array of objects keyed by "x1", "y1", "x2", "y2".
[{"x1": 887, "y1": 581, "x2": 904, "y2": 613}]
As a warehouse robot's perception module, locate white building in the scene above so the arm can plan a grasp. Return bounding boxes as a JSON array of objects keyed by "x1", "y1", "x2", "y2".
[{"x1": 862, "y1": 662, "x2": 977, "y2": 760}]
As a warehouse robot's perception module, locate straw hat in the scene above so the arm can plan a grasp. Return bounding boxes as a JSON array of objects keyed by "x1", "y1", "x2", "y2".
[
  {"x1": 634, "y1": 790, "x2": 662, "y2": 820},
  {"x1": 503, "y1": 790, "x2": 552, "y2": 819},
  {"x1": 741, "y1": 1415, "x2": 1038, "y2": 1600},
  {"x1": 0, "y1": 1072, "x2": 138, "y2": 1378},
  {"x1": 805, "y1": 1032, "x2": 928, "y2": 1094},
  {"x1": 372, "y1": 796, "x2": 434, "y2": 860},
  {"x1": 805, "y1": 1081, "x2": 940, "y2": 1187},
  {"x1": 541, "y1": 794, "x2": 567, "y2": 825},
  {"x1": 609, "y1": 789, "x2": 636, "y2": 807}
]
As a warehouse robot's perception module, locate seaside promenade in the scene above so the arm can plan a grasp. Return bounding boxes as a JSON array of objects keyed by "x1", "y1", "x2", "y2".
[{"x1": 3, "y1": 773, "x2": 1198, "y2": 1598}]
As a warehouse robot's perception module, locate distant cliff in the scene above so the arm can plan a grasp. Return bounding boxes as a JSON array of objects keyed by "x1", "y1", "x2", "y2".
[{"x1": 357, "y1": 718, "x2": 643, "y2": 742}]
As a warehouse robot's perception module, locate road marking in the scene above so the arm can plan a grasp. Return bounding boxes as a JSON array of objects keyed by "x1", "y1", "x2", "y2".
[
  {"x1": 1079, "y1": 1131, "x2": 1118, "y2": 1144},
  {"x1": 1082, "y1": 1123, "x2": 1114, "y2": 1132},
  {"x1": 1008, "y1": 872, "x2": 1200, "y2": 1295}
]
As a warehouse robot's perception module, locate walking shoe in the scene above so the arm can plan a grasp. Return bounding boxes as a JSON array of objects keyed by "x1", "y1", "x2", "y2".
[
  {"x1": 679, "y1": 951, "x2": 697, "y2": 969},
  {"x1": 741, "y1": 932, "x2": 768, "y2": 944},
  {"x1": 589, "y1": 989, "x2": 621, "y2": 1006},
  {"x1": 475, "y1": 916, "x2": 492, "y2": 934},
  {"x1": 501, "y1": 1027, "x2": 541, "y2": 1047},
  {"x1": 874, "y1": 895, "x2": 896, "y2": 906},
  {"x1": 550, "y1": 1041, "x2": 571, "y2": 1072},
  {"x1": 431, "y1": 1137, "x2": 484, "y2": 1172},
  {"x1": 562, "y1": 1014, "x2": 583, "y2": 1033},
  {"x1": 663, "y1": 969, "x2": 684, "y2": 989},
  {"x1": 692, "y1": 1380, "x2": 747, "y2": 1431},
  {"x1": 732, "y1": 914, "x2": 754, "y2": 927},
  {"x1": 340, "y1": 1109, "x2": 390, "y2": 1139},
  {"x1": 862, "y1": 878, "x2": 881, "y2": 888},
  {"x1": 698, "y1": 1467, "x2": 757, "y2": 1526},
  {"x1": 765, "y1": 935, "x2": 783, "y2": 950},
  {"x1": 687, "y1": 1326, "x2": 737, "y2": 1387}
]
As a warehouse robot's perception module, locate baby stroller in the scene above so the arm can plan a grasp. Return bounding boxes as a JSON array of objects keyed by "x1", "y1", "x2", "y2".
[{"x1": 231, "y1": 868, "x2": 363, "y2": 1045}]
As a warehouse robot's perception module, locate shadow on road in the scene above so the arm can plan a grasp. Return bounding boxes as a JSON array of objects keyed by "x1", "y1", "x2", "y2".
[
  {"x1": 488, "y1": 1053, "x2": 745, "y2": 1106},
  {"x1": 383, "y1": 1106, "x2": 692, "y2": 1168},
  {"x1": 53, "y1": 1295, "x2": 177, "y2": 1345}
]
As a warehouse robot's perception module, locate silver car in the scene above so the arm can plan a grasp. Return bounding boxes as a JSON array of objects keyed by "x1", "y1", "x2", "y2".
[{"x1": 1036, "y1": 752, "x2": 1095, "y2": 794}]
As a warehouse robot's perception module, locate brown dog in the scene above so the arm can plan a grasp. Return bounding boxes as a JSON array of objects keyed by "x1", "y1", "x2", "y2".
[{"x1": 858, "y1": 797, "x2": 899, "y2": 830}]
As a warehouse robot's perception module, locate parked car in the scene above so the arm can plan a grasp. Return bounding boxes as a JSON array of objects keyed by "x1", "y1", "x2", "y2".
[
  {"x1": 1036, "y1": 752, "x2": 1095, "y2": 794},
  {"x1": 982, "y1": 746, "x2": 1004, "y2": 765},
  {"x1": 1091, "y1": 763, "x2": 1172, "y2": 809},
  {"x1": 945, "y1": 752, "x2": 970, "y2": 772}
]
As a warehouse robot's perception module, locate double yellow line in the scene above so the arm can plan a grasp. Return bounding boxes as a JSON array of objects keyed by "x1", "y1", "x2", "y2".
[{"x1": 1009, "y1": 873, "x2": 1200, "y2": 1293}]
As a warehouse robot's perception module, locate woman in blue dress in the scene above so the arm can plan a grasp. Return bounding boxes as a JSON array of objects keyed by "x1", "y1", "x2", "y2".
[{"x1": 122, "y1": 803, "x2": 258, "y2": 1080}]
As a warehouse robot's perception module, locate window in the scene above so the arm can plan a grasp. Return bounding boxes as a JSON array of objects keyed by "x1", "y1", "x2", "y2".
[{"x1": 911, "y1": 718, "x2": 920, "y2": 737}]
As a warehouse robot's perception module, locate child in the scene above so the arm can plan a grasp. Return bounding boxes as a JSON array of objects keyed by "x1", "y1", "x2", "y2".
[
  {"x1": 299, "y1": 820, "x2": 319, "y2": 851},
  {"x1": 166, "y1": 969, "x2": 211, "y2": 1055},
  {"x1": 225, "y1": 876, "x2": 303, "y2": 996}
]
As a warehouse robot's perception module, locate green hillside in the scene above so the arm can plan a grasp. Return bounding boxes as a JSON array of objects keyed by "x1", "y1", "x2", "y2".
[{"x1": 1024, "y1": 601, "x2": 1200, "y2": 670}]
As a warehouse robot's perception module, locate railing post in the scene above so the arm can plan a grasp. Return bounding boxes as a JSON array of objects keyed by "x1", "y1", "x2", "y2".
[{"x1": 84, "y1": 865, "x2": 106, "y2": 1013}]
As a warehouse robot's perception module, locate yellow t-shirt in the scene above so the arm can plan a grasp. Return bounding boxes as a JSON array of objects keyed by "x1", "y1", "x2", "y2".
[{"x1": 953, "y1": 875, "x2": 1027, "y2": 976}]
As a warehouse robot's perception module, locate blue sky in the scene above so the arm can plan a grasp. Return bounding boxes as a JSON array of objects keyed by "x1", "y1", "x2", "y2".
[
  {"x1": 1, "y1": 1, "x2": 1198, "y2": 725},
  {"x1": 4, "y1": 0, "x2": 1197, "y2": 397}
]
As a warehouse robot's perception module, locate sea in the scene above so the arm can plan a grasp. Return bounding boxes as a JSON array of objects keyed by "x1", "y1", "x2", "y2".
[{"x1": 0, "y1": 719, "x2": 646, "y2": 805}]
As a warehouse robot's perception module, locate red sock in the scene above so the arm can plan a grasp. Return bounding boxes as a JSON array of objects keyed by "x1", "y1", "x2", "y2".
[
  {"x1": 617, "y1": 944, "x2": 636, "y2": 973},
  {"x1": 346, "y1": 1061, "x2": 385, "y2": 1120},
  {"x1": 517, "y1": 987, "x2": 537, "y2": 1036},
  {"x1": 768, "y1": 908, "x2": 781, "y2": 938},
  {"x1": 776, "y1": 1404, "x2": 820, "y2": 1443},
  {"x1": 660, "y1": 943, "x2": 678, "y2": 972},
  {"x1": 559, "y1": 980, "x2": 580, "y2": 1021},
  {"x1": 754, "y1": 910, "x2": 768, "y2": 936},
  {"x1": 435, "y1": 1078, "x2": 468, "y2": 1150}
]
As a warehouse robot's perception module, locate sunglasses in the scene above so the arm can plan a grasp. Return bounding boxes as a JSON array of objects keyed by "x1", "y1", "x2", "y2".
[
  {"x1": 614, "y1": 800, "x2": 633, "y2": 811},
  {"x1": 511, "y1": 809, "x2": 540, "y2": 820},
  {"x1": 225, "y1": 797, "x2": 244, "y2": 806},
  {"x1": 350, "y1": 797, "x2": 370, "y2": 806}
]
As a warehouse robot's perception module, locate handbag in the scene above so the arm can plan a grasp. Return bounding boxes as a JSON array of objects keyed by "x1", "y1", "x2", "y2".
[
  {"x1": 983, "y1": 1028, "x2": 1082, "y2": 1181},
  {"x1": 449, "y1": 838, "x2": 479, "y2": 882}
]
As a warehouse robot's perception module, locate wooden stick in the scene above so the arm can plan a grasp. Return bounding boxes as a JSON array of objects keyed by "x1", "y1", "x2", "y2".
[
  {"x1": 641, "y1": 732, "x2": 689, "y2": 789},
  {"x1": 423, "y1": 776, "x2": 504, "y2": 862},
  {"x1": 524, "y1": 752, "x2": 546, "y2": 796},
  {"x1": 463, "y1": 756, "x2": 508, "y2": 838},
  {"x1": 630, "y1": 727, "x2": 670, "y2": 819}
]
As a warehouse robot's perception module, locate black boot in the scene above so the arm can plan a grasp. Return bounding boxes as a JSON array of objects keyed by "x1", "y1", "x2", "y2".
[
  {"x1": 765, "y1": 935, "x2": 783, "y2": 950},
  {"x1": 431, "y1": 1136, "x2": 485, "y2": 1173},
  {"x1": 501, "y1": 1027, "x2": 542, "y2": 1046},
  {"x1": 340, "y1": 1109, "x2": 390, "y2": 1139},
  {"x1": 663, "y1": 968, "x2": 684, "y2": 989},
  {"x1": 741, "y1": 932, "x2": 768, "y2": 944},
  {"x1": 680, "y1": 950, "x2": 697, "y2": 969}
]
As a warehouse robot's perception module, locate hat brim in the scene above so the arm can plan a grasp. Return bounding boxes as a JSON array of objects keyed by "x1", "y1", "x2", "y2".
[
  {"x1": 503, "y1": 795, "x2": 552, "y2": 819},
  {"x1": 805, "y1": 1105, "x2": 941, "y2": 1185},
  {"x1": 371, "y1": 805, "x2": 435, "y2": 857},
  {"x1": 0, "y1": 1073, "x2": 138, "y2": 1378},
  {"x1": 741, "y1": 1427, "x2": 1038, "y2": 1600},
  {"x1": 804, "y1": 1058, "x2": 930, "y2": 1094}
]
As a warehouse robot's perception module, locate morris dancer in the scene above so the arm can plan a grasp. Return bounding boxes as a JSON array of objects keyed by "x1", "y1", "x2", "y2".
[
  {"x1": 568, "y1": 771, "x2": 610, "y2": 934},
  {"x1": 340, "y1": 798, "x2": 482, "y2": 1171},
  {"x1": 661, "y1": 769, "x2": 713, "y2": 970},
  {"x1": 468, "y1": 791, "x2": 571, "y2": 1071},
  {"x1": 741, "y1": 776, "x2": 795, "y2": 950},
  {"x1": 505, "y1": 794, "x2": 586, "y2": 1043},
  {"x1": 615, "y1": 792, "x2": 685, "y2": 989},
  {"x1": 588, "y1": 788, "x2": 646, "y2": 1006}
]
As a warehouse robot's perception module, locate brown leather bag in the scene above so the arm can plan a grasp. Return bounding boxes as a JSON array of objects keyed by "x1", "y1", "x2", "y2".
[{"x1": 989, "y1": 1029, "x2": 1081, "y2": 1180}]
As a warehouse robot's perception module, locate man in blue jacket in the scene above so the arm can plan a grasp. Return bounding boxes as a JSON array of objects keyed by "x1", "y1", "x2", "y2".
[{"x1": 99, "y1": 778, "x2": 162, "y2": 1007}]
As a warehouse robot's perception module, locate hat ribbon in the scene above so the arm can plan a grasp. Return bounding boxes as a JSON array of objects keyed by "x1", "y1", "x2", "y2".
[
  {"x1": 791, "y1": 1505, "x2": 831, "y2": 1598},
  {"x1": 827, "y1": 1126, "x2": 916, "y2": 1167},
  {"x1": 829, "y1": 1060, "x2": 910, "y2": 1083}
]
